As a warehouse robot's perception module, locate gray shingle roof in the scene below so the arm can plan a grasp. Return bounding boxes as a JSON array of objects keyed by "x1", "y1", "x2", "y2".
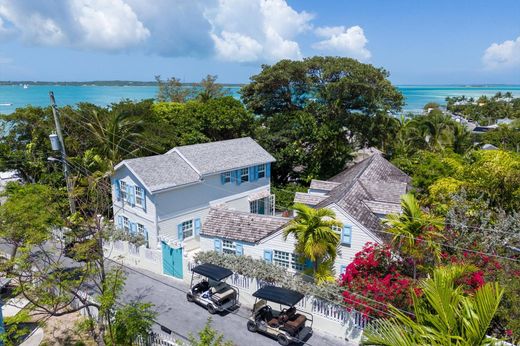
[
  {"x1": 309, "y1": 180, "x2": 341, "y2": 191},
  {"x1": 310, "y1": 154, "x2": 412, "y2": 232},
  {"x1": 201, "y1": 208, "x2": 291, "y2": 243},
  {"x1": 173, "y1": 137, "x2": 276, "y2": 175},
  {"x1": 123, "y1": 152, "x2": 200, "y2": 192},
  {"x1": 293, "y1": 192, "x2": 328, "y2": 206},
  {"x1": 116, "y1": 137, "x2": 274, "y2": 193}
]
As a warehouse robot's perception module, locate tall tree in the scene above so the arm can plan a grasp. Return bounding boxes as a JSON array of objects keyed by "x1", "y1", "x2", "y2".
[
  {"x1": 155, "y1": 75, "x2": 192, "y2": 103},
  {"x1": 362, "y1": 265, "x2": 504, "y2": 346},
  {"x1": 196, "y1": 75, "x2": 228, "y2": 102},
  {"x1": 283, "y1": 203, "x2": 342, "y2": 283}
]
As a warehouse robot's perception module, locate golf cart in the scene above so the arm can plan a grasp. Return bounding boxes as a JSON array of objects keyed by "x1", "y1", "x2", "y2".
[
  {"x1": 247, "y1": 285, "x2": 313, "y2": 346},
  {"x1": 186, "y1": 263, "x2": 240, "y2": 314}
]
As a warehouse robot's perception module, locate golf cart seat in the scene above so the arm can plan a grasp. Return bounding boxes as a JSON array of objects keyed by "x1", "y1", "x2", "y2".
[
  {"x1": 193, "y1": 281, "x2": 210, "y2": 294},
  {"x1": 211, "y1": 286, "x2": 236, "y2": 302},
  {"x1": 282, "y1": 314, "x2": 307, "y2": 336}
]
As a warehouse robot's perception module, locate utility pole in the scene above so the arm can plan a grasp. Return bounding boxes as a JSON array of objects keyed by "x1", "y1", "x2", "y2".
[{"x1": 49, "y1": 91, "x2": 76, "y2": 214}]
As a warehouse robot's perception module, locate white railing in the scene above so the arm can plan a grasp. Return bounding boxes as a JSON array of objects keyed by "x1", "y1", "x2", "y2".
[
  {"x1": 129, "y1": 244, "x2": 140, "y2": 256},
  {"x1": 312, "y1": 298, "x2": 348, "y2": 324},
  {"x1": 230, "y1": 273, "x2": 251, "y2": 290},
  {"x1": 114, "y1": 240, "x2": 124, "y2": 251},
  {"x1": 144, "y1": 248, "x2": 161, "y2": 263}
]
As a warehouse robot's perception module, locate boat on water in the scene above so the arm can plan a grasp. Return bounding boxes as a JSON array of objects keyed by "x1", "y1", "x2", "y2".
[
  {"x1": 22, "y1": 84, "x2": 28, "y2": 89},
  {"x1": 0, "y1": 103, "x2": 13, "y2": 106}
]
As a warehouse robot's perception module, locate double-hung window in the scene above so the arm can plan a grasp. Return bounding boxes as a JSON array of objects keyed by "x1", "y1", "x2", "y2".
[
  {"x1": 273, "y1": 250, "x2": 303, "y2": 271},
  {"x1": 223, "y1": 172, "x2": 231, "y2": 184},
  {"x1": 258, "y1": 164, "x2": 266, "y2": 179},
  {"x1": 120, "y1": 181, "x2": 127, "y2": 201},
  {"x1": 240, "y1": 168, "x2": 249, "y2": 183},
  {"x1": 137, "y1": 223, "x2": 145, "y2": 235},
  {"x1": 222, "y1": 240, "x2": 236, "y2": 254},
  {"x1": 181, "y1": 220, "x2": 194, "y2": 239},
  {"x1": 122, "y1": 216, "x2": 130, "y2": 233},
  {"x1": 135, "y1": 186, "x2": 144, "y2": 207}
]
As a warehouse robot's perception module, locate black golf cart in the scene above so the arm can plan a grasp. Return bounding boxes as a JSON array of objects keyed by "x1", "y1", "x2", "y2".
[
  {"x1": 186, "y1": 263, "x2": 240, "y2": 314},
  {"x1": 247, "y1": 285, "x2": 313, "y2": 345}
]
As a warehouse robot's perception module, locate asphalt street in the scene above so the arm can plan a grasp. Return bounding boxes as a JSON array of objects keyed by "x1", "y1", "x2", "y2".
[{"x1": 120, "y1": 263, "x2": 348, "y2": 346}]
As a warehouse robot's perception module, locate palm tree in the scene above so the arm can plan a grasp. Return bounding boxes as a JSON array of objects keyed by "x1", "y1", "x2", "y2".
[
  {"x1": 362, "y1": 265, "x2": 504, "y2": 346},
  {"x1": 283, "y1": 203, "x2": 342, "y2": 283},
  {"x1": 382, "y1": 194, "x2": 444, "y2": 278}
]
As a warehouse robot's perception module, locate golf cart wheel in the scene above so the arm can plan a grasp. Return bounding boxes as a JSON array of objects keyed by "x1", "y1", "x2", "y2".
[
  {"x1": 186, "y1": 293, "x2": 194, "y2": 302},
  {"x1": 247, "y1": 320, "x2": 258, "y2": 333},
  {"x1": 277, "y1": 333, "x2": 289, "y2": 346},
  {"x1": 207, "y1": 304, "x2": 217, "y2": 314}
]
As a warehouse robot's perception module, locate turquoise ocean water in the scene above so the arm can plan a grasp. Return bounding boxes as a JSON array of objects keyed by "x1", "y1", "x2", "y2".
[{"x1": 1, "y1": 84, "x2": 520, "y2": 115}]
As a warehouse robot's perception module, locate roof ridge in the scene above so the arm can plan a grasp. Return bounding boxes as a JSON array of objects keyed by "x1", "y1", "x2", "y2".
[
  {"x1": 209, "y1": 207, "x2": 293, "y2": 221},
  {"x1": 171, "y1": 148, "x2": 201, "y2": 177}
]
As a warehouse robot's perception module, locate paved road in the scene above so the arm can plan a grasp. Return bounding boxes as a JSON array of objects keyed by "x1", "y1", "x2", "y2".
[{"x1": 121, "y1": 264, "x2": 349, "y2": 346}]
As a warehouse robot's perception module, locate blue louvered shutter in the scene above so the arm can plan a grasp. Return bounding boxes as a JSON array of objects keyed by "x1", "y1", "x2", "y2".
[
  {"x1": 144, "y1": 227, "x2": 149, "y2": 248},
  {"x1": 177, "y1": 224, "x2": 184, "y2": 241},
  {"x1": 340, "y1": 265, "x2": 347, "y2": 276},
  {"x1": 114, "y1": 179, "x2": 121, "y2": 201},
  {"x1": 130, "y1": 222, "x2": 137, "y2": 235},
  {"x1": 341, "y1": 225, "x2": 352, "y2": 246},
  {"x1": 140, "y1": 188, "x2": 146, "y2": 212},
  {"x1": 266, "y1": 163, "x2": 271, "y2": 178},
  {"x1": 235, "y1": 243, "x2": 243, "y2": 256},
  {"x1": 130, "y1": 185, "x2": 136, "y2": 206},
  {"x1": 304, "y1": 258, "x2": 313, "y2": 269},
  {"x1": 263, "y1": 249, "x2": 272, "y2": 263},
  {"x1": 117, "y1": 215, "x2": 123, "y2": 229},
  {"x1": 248, "y1": 167, "x2": 255, "y2": 182},
  {"x1": 194, "y1": 218, "x2": 201, "y2": 236},
  {"x1": 214, "y1": 239, "x2": 222, "y2": 252},
  {"x1": 235, "y1": 170, "x2": 241, "y2": 185},
  {"x1": 220, "y1": 173, "x2": 226, "y2": 185}
]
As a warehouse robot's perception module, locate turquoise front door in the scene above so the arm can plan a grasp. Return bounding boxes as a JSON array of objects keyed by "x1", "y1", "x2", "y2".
[{"x1": 161, "y1": 241, "x2": 183, "y2": 279}]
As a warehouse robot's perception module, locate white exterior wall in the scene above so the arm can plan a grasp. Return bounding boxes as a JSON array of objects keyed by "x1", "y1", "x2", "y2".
[
  {"x1": 112, "y1": 166, "x2": 159, "y2": 248},
  {"x1": 328, "y1": 204, "x2": 383, "y2": 276}
]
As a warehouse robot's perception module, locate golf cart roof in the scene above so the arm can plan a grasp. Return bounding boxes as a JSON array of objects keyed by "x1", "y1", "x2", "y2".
[
  {"x1": 191, "y1": 263, "x2": 233, "y2": 281},
  {"x1": 253, "y1": 285, "x2": 304, "y2": 306}
]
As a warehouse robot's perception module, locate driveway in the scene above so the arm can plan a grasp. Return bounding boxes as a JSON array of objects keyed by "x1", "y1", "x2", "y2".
[{"x1": 120, "y1": 263, "x2": 348, "y2": 346}]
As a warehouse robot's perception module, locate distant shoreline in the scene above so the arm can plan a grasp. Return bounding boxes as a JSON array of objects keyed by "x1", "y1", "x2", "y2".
[
  {"x1": 0, "y1": 81, "x2": 519, "y2": 88},
  {"x1": 0, "y1": 81, "x2": 245, "y2": 87}
]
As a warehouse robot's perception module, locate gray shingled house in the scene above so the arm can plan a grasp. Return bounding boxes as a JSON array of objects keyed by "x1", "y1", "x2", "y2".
[
  {"x1": 200, "y1": 153, "x2": 411, "y2": 276},
  {"x1": 109, "y1": 137, "x2": 276, "y2": 279}
]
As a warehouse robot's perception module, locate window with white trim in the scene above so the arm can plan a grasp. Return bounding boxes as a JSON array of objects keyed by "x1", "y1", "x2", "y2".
[
  {"x1": 222, "y1": 240, "x2": 236, "y2": 254},
  {"x1": 258, "y1": 164, "x2": 266, "y2": 179},
  {"x1": 122, "y1": 216, "x2": 130, "y2": 233},
  {"x1": 137, "y1": 223, "x2": 145, "y2": 235},
  {"x1": 135, "y1": 186, "x2": 144, "y2": 207},
  {"x1": 223, "y1": 172, "x2": 231, "y2": 183},
  {"x1": 273, "y1": 250, "x2": 303, "y2": 271},
  {"x1": 240, "y1": 168, "x2": 249, "y2": 183},
  {"x1": 181, "y1": 220, "x2": 194, "y2": 239},
  {"x1": 120, "y1": 181, "x2": 127, "y2": 201}
]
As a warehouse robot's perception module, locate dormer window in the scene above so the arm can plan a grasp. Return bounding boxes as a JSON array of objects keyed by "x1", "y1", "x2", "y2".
[
  {"x1": 223, "y1": 171, "x2": 231, "y2": 183},
  {"x1": 258, "y1": 164, "x2": 266, "y2": 179},
  {"x1": 240, "y1": 168, "x2": 249, "y2": 183}
]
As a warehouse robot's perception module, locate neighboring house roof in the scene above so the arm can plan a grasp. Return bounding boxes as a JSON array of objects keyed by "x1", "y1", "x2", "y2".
[
  {"x1": 201, "y1": 207, "x2": 291, "y2": 243},
  {"x1": 294, "y1": 192, "x2": 328, "y2": 205},
  {"x1": 482, "y1": 143, "x2": 498, "y2": 150},
  {"x1": 114, "y1": 137, "x2": 275, "y2": 193},
  {"x1": 309, "y1": 180, "x2": 341, "y2": 191},
  {"x1": 170, "y1": 137, "x2": 276, "y2": 175},
  {"x1": 295, "y1": 154, "x2": 411, "y2": 232},
  {"x1": 122, "y1": 151, "x2": 200, "y2": 192}
]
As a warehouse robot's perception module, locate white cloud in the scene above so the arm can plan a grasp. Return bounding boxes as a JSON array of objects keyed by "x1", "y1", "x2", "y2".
[
  {"x1": 483, "y1": 36, "x2": 520, "y2": 69},
  {"x1": 313, "y1": 25, "x2": 371, "y2": 61},
  {"x1": 0, "y1": 0, "x2": 149, "y2": 51},
  {"x1": 206, "y1": 0, "x2": 313, "y2": 62}
]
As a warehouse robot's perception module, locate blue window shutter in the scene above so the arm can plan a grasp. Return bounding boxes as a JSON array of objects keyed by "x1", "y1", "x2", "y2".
[
  {"x1": 117, "y1": 215, "x2": 123, "y2": 228},
  {"x1": 114, "y1": 179, "x2": 121, "y2": 201},
  {"x1": 140, "y1": 188, "x2": 146, "y2": 212},
  {"x1": 214, "y1": 239, "x2": 222, "y2": 252},
  {"x1": 340, "y1": 265, "x2": 347, "y2": 276},
  {"x1": 248, "y1": 167, "x2": 255, "y2": 182},
  {"x1": 194, "y1": 218, "x2": 201, "y2": 236},
  {"x1": 263, "y1": 249, "x2": 272, "y2": 263},
  {"x1": 235, "y1": 243, "x2": 243, "y2": 256},
  {"x1": 220, "y1": 173, "x2": 226, "y2": 185},
  {"x1": 177, "y1": 224, "x2": 184, "y2": 241},
  {"x1": 304, "y1": 258, "x2": 313, "y2": 269},
  {"x1": 235, "y1": 170, "x2": 241, "y2": 185},
  {"x1": 341, "y1": 225, "x2": 352, "y2": 246},
  {"x1": 144, "y1": 227, "x2": 149, "y2": 248},
  {"x1": 266, "y1": 163, "x2": 271, "y2": 178},
  {"x1": 130, "y1": 222, "x2": 137, "y2": 235},
  {"x1": 129, "y1": 185, "x2": 136, "y2": 206}
]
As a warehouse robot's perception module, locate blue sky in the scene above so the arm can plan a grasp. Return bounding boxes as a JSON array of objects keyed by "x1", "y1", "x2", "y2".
[{"x1": 0, "y1": 0, "x2": 519, "y2": 84}]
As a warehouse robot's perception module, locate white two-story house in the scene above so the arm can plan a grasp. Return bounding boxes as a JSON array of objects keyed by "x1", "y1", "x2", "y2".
[
  {"x1": 200, "y1": 153, "x2": 411, "y2": 277},
  {"x1": 109, "y1": 137, "x2": 276, "y2": 279}
]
